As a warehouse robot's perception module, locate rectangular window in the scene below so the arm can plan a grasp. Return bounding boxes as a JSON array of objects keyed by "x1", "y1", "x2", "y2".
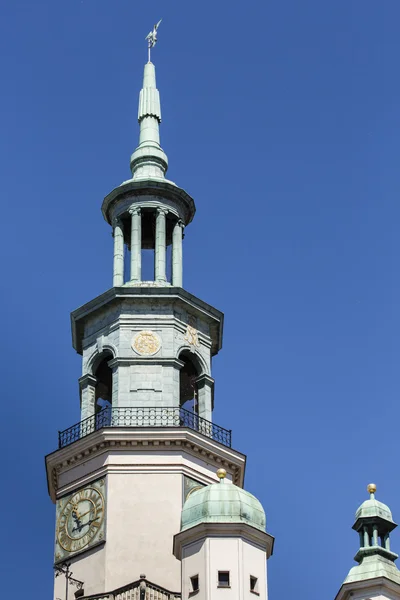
[
  {"x1": 250, "y1": 576, "x2": 259, "y2": 594},
  {"x1": 189, "y1": 575, "x2": 199, "y2": 596},
  {"x1": 218, "y1": 571, "x2": 230, "y2": 588}
]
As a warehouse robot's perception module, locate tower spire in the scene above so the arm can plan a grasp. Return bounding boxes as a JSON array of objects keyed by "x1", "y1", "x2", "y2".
[{"x1": 130, "y1": 21, "x2": 168, "y2": 180}]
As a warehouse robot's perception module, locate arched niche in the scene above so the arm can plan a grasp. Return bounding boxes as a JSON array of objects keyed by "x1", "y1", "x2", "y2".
[
  {"x1": 92, "y1": 351, "x2": 114, "y2": 412},
  {"x1": 80, "y1": 350, "x2": 115, "y2": 423},
  {"x1": 178, "y1": 349, "x2": 214, "y2": 423},
  {"x1": 179, "y1": 350, "x2": 201, "y2": 412}
]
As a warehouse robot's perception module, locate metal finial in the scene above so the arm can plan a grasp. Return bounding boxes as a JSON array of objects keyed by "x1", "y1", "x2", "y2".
[
  {"x1": 217, "y1": 468, "x2": 227, "y2": 481},
  {"x1": 367, "y1": 483, "x2": 377, "y2": 495},
  {"x1": 145, "y1": 19, "x2": 162, "y2": 63}
]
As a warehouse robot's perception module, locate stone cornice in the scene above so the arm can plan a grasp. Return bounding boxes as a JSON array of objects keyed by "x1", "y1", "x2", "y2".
[
  {"x1": 102, "y1": 178, "x2": 196, "y2": 227},
  {"x1": 107, "y1": 357, "x2": 185, "y2": 369},
  {"x1": 335, "y1": 576, "x2": 400, "y2": 600},
  {"x1": 173, "y1": 521, "x2": 274, "y2": 561},
  {"x1": 45, "y1": 427, "x2": 246, "y2": 503},
  {"x1": 196, "y1": 374, "x2": 214, "y2": 386},
  {"x1": 71, "y1": 287, "x2": 224, "y2": 356},
  {"x1": 78, "y1": 374, "x2": 97, "y2": 388}
]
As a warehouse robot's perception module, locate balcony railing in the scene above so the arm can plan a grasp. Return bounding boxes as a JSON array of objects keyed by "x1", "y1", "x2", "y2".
[{"x1": 58, "y1": 406, "x2": 232, "y2": 450}]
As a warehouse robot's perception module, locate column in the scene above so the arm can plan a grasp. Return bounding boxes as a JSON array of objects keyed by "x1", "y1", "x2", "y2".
[
  {"x1": 363, "y1": 526, "x2": 369, "y2": 547},
  {"x1": 129, "y1": 207, "x2": 142, "y2": 283},
  {"x1": 372, "y1": 525, "x2": 379, "y2": 546},
  {"x1": 384, "y1": 534, "x2": 391, "y2": 551},
  {"x1": 155, "y1": 207, "x2": 167, "y2": 282},
  {"x1": 172, "y1": 219, "x2": 184, "y2": 287},
  {"x1": 113, "y1": 217, "x2": 124, "y2": 286}
]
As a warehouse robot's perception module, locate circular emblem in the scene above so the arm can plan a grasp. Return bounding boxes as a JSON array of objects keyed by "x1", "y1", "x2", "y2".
[
  {"x1": 57, "y1": 487, "x2": 105, "y2": 554},
  {"x1": 132, "y1": 330, "x2": 161, "y2": 356}
]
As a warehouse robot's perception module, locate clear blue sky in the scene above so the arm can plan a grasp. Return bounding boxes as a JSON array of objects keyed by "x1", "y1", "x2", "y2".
[{"x1": 1, "y1": 1, "x2": 400, "y2": 598}]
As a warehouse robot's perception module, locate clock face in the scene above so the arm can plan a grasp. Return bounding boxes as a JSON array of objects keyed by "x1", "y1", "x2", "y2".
[{"x1": 55, "y1": 479, "x2": 106, "y2": 560}]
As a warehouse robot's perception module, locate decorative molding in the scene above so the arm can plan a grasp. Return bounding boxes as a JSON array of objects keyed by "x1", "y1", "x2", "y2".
[
  {"x1": 108, "y1": 356, "x2": 184, "y2": 369},
  {"x1": 71, "y1": 286, "x2": 223, "y2": 357},
  {"x1": 46, "y1": 428, "x2": 246, "y2": 503},
  {"x1": 78, "y1": 374, "x2": 98, "y2": 390},
  {"x1": 335, "y1": 576, "x2": 400, "y2": 600},
  {"x1": 101, "y1": 180, "x2": 196, "y2": 228},
  {"x1": 85, "y1": 343, "x2": 119, "y2": 375},
  {"x1": 112, "y1": 216, "x2": 122, "y2": 228},
  {"x1": 128, "y1": 206, "x2": 141, "y2": 216},
  {"x1": 196, "y1": 374, "x2": 214, "y2": 388},
  {"x1": 173, "y1": 521, "x2": 275, "y2": 561},
  {"x1": 156, "y1": 206, "x2": 169, "y2": 217}
]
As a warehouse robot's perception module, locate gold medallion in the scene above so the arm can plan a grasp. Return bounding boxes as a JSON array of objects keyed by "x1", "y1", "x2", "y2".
[{"x1": 132, "y1": 330, "x2": 161, "y2": 356}]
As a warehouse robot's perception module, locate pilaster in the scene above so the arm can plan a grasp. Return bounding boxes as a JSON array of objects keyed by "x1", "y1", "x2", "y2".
[{"x1": 79, "y1": 374, "x2": 98, "y2": 421}]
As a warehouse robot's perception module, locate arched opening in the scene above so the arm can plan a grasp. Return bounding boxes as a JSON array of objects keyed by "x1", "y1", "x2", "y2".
[
  {"x1": 179, "y1": 351, "x2": 201, "y2": 414},
  {"x1": 93, "y1": 351, "x2": 113, "y2": 426}
]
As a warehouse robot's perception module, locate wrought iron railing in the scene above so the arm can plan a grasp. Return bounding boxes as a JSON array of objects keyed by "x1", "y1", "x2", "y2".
[{"x1": 58, "y1": 406, "x2": 232, "y2": 450}]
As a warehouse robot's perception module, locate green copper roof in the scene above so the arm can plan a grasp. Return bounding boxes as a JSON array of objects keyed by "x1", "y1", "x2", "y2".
[
  {"x1": 344, "y1": 555, "x2": 400, "y2": 585},
  {"x1": 355, "y1": 498, "x2": 394, "y2": 523},
  {"x1": 181, "y1": 482, "x2": 266, "y2": 532}
]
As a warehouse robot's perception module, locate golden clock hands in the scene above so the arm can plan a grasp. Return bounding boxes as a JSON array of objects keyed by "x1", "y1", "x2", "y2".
[
  {"x1": 77, "y1": 508, "x2": 94, "y2": 520},
  {"x1": 72, "y1": 515, "x2": 99, "y2": 533}
]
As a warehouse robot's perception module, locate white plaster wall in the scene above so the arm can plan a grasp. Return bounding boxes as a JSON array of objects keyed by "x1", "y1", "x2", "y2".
[
  {"x1": 180, "y1": 537, "x2": 267, "y2": 600},
  {"x1": 105, "y1": 471, "x2": 182, "y2": 592},
  {"x1": 54, "y1": 544, "x2": 105, "y2": 600},
  {"x1": 54, "y1": 446, "x2": 234, "y2": 598},
  {"x1": 182, "y1": 539, "x2": 207, "y2": 600},
  {"x1": 242, "y1": 539, "x2": 268, "y2": 600}
]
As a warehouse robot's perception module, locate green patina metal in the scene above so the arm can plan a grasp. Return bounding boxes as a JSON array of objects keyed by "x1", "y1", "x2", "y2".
[
  {"x1": 343, "y1": 486, "x2": 400, "y2": 586},
  {"x1": 180, "y1": 481, "x2": 266, "y2": 533},
  {"x1": 354, "y1": 496, "x2": 394, "y2": 524}
]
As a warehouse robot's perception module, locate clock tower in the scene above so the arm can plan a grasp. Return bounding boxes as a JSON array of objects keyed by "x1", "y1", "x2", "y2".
[{"x1": 46, "y1": 28, "x2": 275, "y2": 600}]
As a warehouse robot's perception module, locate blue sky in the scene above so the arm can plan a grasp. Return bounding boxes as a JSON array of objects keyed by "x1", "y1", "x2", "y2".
[{"x1": 1, "y1": 1, "x2": 400, "y2": 598}]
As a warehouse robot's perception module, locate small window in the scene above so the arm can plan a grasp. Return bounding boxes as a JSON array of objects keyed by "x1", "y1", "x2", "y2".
[
  {"x1": 218, "y1": 571, "x2": 230, "y2": 588},
  {"x1": 189, "y1": 575, "x2": 199, "y2": 596},
  {"x1": 250, "y1": 576, "x2": 259, "y2": 594}
]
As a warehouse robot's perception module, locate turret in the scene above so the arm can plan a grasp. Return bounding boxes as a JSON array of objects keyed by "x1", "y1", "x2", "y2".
[
  {"x1": 335, "y1": 484, "x2": 400, "y2": 600},
  {"x1": 174, "y1": 469, "x2": 274, "y2": 600}
]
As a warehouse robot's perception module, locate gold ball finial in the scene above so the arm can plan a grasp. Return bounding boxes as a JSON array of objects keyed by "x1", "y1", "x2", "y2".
[
  {"x1": 367, "y1": 483, "x2": 377, "y2": 494},
  {"x1": 217, "y1": 468, "x2": 227, "y2": 480}
]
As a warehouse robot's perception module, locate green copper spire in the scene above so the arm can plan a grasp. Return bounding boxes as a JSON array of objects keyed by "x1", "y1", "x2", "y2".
[
  {"x1": 344, "y1": 484, "x2": 400, "y2": 585},
  {"x1": 130, "y1": 38, "x2": 168, "y2": 180}
]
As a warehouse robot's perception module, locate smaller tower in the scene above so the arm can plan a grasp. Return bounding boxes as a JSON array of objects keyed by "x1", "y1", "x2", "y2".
[
  {"x1": 335, "y1": 484, "x2": 400, "y2": 600},
  {"x1": 173, "y1": 469, "x2": 274, "y2": 599}
]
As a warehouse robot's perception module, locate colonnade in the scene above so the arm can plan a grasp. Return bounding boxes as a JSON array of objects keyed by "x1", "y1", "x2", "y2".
[
  {"x1": 112, "y1": 207, "x2": 184, "y2": 287},
  {"x1": 360, "y1": 525, "x2": 391, "y2": 550}
]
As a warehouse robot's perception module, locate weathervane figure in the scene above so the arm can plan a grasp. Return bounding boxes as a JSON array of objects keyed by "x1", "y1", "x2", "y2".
[{"x1": 145, "y1": 19, "x2": 162, "y2": 62}]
